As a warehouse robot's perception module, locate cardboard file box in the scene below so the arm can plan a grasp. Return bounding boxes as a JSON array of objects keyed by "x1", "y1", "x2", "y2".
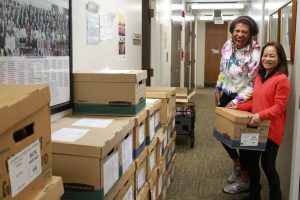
[
  {"x1": 148, "y1": 168, "x2": 158, "y2": 200},
  {"x1": 135, "y1": 149, "x2": 147, "y2": 197},
  {"x1": 51, "y1": 115, "x2": 134, "y2": 200},
  {"x1": 145, "y1": 102, "x2": 157, "y2": 144},
  {"x1": 213, "y1": 107, "x2": 270, "y2": 151},
  {"x1": 32, "y1": 176, "x2": 64, "y2": 200},
  {"x1": 117, "y1": 163, "x2": 135, "y2": 200},
  {"x1": 0, "y1": 84, "x2": 52, "y2": 200},
  {"x1": 136, "y1": 183, "x2": 149, "y2": 200},
  {"x1": 73, "y1": 70, "x2": 147, "y2": 116},
  {"x1": 133, "y1": 109, "x2": 147, "y2": 159},
  {"x1": 146, "y1": 138, "x2": 157, "y2": 181},
  {"x1": 146, "y1": 87, "x2": 176, "y2": 125},
  {"x1": 146, "y1": 98, "x2": 162, "y2": 132}
]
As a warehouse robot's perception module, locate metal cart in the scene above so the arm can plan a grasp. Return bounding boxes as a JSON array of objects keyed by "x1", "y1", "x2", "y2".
[{"x1": 175, "y1": 102, "x2": 196, "y2": 148}]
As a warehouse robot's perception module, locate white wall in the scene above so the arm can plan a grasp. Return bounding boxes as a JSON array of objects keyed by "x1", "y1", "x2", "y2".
[
  {"x1": 150, "y1": 0, "x2": 172, "y2": 86},
  {"x1": 72, "y1": 0, "x2": 142, "y2": 71},
  {"x1": 261, "y1": 0, "x2": 300, "y2": 199},
  {"x1": 195, "y1": 20, "x2": 205, "y2": 88}
]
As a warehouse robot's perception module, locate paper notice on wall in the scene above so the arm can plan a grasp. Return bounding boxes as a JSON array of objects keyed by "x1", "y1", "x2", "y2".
[
  {"x1": 103, "y1": 151, "x2": 119, "y2": 195},
  {"x1": 123, "y1": 185, "x2": 134, "y2": 200},
  {"x1": 51, "y1": 128, "x2": 89, "y2": 142},
  {"x1": 122, "y1": 132, "x2": 133, "y2": 173},
  {"x1": 240, "y1": 133, "x2": 259, "y2": 146},
  {"x1": 137, "y1": 167, "x2": 145, "y2": 191},
  {"x1": 8, "y1": 140, "x2": 42, "y2": 197},
  {"x1": 73, "y1": 118, "x2": 113, "y2": 128},
  {"x1": 100, "y1": 12, "x2": 115, "y2": 41},
  {"x1": 138, "y1": 124, "x2": 145, "y2": 145},
  {"x1": 87, "y1": 12, "x2": 100, "y2": 44}
]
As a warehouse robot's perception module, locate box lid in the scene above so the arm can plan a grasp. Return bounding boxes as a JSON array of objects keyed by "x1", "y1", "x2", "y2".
[
  {"x1": 215, "y1": 107, "x2": 270, "y2": 126},
  {"x1": 73, "y1": 69, "x2": 147, "y2": 83},
  {"x1": 146, "y1": 87, "x2": 176, "y2": 95},
  {"x1": 146, "y1": 91, "x2": 173, "y2": 99},
  {"x1": 32, "y1": 176, "x2": 64, "y2": 200},
  {"x1": 0, "y1": 84, "x2": 50, "y2": 135},
  {"x1": 51, "y1": 115, "x2": 135, "y2": 158}
]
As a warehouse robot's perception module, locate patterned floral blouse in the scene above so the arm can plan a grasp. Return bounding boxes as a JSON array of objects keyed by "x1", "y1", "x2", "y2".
[{"x1": 215, "y1": 39, "x2": 261, "y2": 105}]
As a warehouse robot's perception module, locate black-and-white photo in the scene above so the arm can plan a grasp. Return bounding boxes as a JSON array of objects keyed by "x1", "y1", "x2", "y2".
[{"x1": 0, "y1": 0, "x2": 69, "y2": 57}]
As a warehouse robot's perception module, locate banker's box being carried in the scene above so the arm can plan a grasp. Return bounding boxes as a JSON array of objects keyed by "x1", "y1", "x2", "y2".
[
  {"x1": 0, "y1": 84, "x2": 52, "y2": 200},
  {"x1": 51, "y1": 115, "x2": 135, "y2": 200},
  {"x1": 73, "y1": 69, "x2": 147, "y2": 116},
  {"x1": 213, "y1": 107, "x2": 270, "y2": 151}
]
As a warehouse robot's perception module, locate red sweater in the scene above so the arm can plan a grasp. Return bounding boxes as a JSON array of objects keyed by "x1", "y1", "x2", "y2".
[{"x1": 237, "y1": 73, "x2": 290, "y2": 145}]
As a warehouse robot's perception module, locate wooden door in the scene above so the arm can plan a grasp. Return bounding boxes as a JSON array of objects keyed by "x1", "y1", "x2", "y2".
[{"x1": 204, "y1": 22, "x2": 228, "y2": 86}]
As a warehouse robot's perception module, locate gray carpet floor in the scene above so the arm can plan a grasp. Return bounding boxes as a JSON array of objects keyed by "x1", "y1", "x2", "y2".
[{"x1": 166, "y1": 88, "x2": 269, "y2": 200}]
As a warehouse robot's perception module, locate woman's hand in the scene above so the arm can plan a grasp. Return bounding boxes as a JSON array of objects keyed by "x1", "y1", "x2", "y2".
[
  {"x1": 215, "y1": 91, "x2": 221, "y2": 106},
  {"x1": 225, "y1": 101, "x2": 237, "y2": 109},
  {"x1": 248, "y1": 113, "x2": 261, "y2": 126}
]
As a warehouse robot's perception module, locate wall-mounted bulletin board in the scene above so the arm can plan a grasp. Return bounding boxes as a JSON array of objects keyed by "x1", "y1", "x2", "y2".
[
  {"x1": 0, "y1": 0, "x2": 72, "y2": 114},
  {"x1": 268, "y1": 0, "x2": 297, "y2": 63}
]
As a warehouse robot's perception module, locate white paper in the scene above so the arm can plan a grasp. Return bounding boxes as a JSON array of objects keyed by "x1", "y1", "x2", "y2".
[
  {"x1": 152, "y1": 185, "x2": 157, "y2": 200},
  {"x1": 87, "y1": 12, "x2": 100, "y2": 44},
  {"x1": 167, "y1": 128, "x2": 171, "y2": 141},
  {"x1": 149, "y1": 151, "x2": 156, "y2": 171},
  {"x1": 240, "y1": 133, "x2": 259, "y2": 146},
  {"x1": 122, "y1": 132, "x2": 133, "y2": 173},
  {"x1": 163, "y1": 131, "x2": 168, "y2": 150},
  {"x1": 138, "y1": 124, "x2": 145, "y2": 145},
  {"x1": 98, "y1": 69, "x2": 133, "y2": 74},
  {"x1": 8, "y1": 140, "x2": 42, "y2": 197},
  {"x1": 149, "y1": 116, "x2": 155, "y2": 141},
  {"x1": 73, "y1": 118, "x2": 113, "y2": 128},
  {"x1": 52, "y1": 128, "x2": 89, "y2": 142},
  {"x1": 123, "y1": 185, "x2": 134, "y2": 200},
  {"x1": 137, "y1": 167, "x2": 145, "y2": 191},
  {"x1": 154, "y1": 111, "x2": 160, "y2": 128},
  {"x1": 146, "y1": 98, "x2": 159, "y2": 103},
  {"x1": 100, "y1": 13, "x2": 115, "y2": 41},
  {"x1": 103, "y1": 151, "x2": 119, "y2": 195},
  {"x1": 158, "y1": 174, "x2": 163, "y2": 195}
]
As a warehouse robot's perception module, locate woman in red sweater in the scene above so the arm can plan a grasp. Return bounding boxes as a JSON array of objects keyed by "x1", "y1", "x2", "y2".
[{"x1": 236, "y1": 42, "x2": 290, "y2": 200}]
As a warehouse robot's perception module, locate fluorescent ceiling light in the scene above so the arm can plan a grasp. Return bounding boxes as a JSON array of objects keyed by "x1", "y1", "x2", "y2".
[
  {"x1": 191, "y1": 3, "x2": 244, "y2": 10},
  {"x1": 199, "y1": 15, "x2": 237, "y2": 21},
  {"x1": 172, "y1": 4, "x2": 183, "y2": 10}
]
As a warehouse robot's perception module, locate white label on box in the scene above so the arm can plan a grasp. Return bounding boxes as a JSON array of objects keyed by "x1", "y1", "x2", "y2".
[
  {"x1": 138, "y1": 124, "x2": 145, "y2": 145},
  {"x1": 150, "y1": 116, "x2": 155, "y2": 140},
  {"x1": 240, "y1": 133, "x2": 259, "y2": 146},
  {"x1": 146, "y1": 98, "x2": 159, "y2": 103},
  {"x1": 103, "y1": 151, "x2": 119, "y2": 195},
  {"x1": 122, "y1": 132, "x2": 133, "y2": 173},
  {"x1": 137, "y1": 167, "x2": 145, "y2": 191},
  {"x1": 158, "y1": 174, "x2": 162, "y2": 195},
  {"x1": 152, "y1": 185, "x2": 157, "y2": 200},
  {"x1": 73, "y1": 118, "x2": 113, "y2": 128},
  {"x1": 163, "y1": 131, "x2": 168, "y2": 150},
  {"x1": 154, "y1": 112, "x2": 159, "y2": 128},
  {"x1": 150, "y1": 150, "x2": 156, "y2": 171},
  {"x1": 52, "y1": 128, "x2": 89, "y2": 142},
  {"x1": 123, "y1": 185, "x2": 134, "y2": 200},
  {"x1": 8, "y1": 140, "x2": 42, "y2": 197}
]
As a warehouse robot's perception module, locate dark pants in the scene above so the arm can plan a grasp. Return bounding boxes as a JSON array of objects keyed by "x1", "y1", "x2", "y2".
[
  {"x1": 243, "y1": 139, "x2": 281, "y2": 200},
  {"x1": 219, "y1": 93, "x2": 246, "y2": 167}
]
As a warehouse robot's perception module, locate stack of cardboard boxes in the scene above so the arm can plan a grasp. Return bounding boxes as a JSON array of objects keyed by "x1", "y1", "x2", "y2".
[
  {"x1": 0, "y1": 84, "x2": 63, "y2": 200},
  {"x1": 50, "y1": 70, "x2": 176, "y2": 200}
]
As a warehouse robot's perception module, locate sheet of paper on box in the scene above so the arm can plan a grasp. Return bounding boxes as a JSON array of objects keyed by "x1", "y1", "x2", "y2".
[
  {"x1": 240, "y1": 133, "x2": 259, "y2": 146},
  {"x1": 163, "y1": 130, "x2": 168, "y2": 150},
  {"x1": 149, "y1": 116, "x2": 155, "y2": 141},
  {"x1": 52, "y1": 128, "x2": 89, "y2": 142},
  {"x1": 150, "y1": 151, "x2": 156, "y2": 171},
  {"x1": 146, "y1": 98, "x2": 159, "y2": 103},
  {"x1": 138, "y1": 124, "x2": 145, "y2": 145},
  {"x1": 8, "y1": 140, "x2": 42, "y2": 197},
  {"x1": 103, "y1": 151, "x2": 119, "y2": 195},
  {"x1": 154, "y1": 112, "x2": 160, "y2": 128},
  {"x1": 121, "y1": 133, "x2": 133, "y2": 173},
  {"x1": 123, "y1": 185, "x2": 134, "y2": 200},
  {"x1": 137, "y1": 167, "x2": 145, "y2": 190},
  {"x1": 73, "y1": 118, "x2": 113, "y2": 128}
]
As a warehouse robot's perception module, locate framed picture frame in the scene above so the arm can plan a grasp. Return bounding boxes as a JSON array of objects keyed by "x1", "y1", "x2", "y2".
[
  {"x1": 268, "y1": 0, "x2": 296, "y2": 63},
  {"x1": 280, "y1": 2, "x2": 293, "y2": 61},
  {"x1": 0, "y1": 0, "x2": 73, "y2": 114}
]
